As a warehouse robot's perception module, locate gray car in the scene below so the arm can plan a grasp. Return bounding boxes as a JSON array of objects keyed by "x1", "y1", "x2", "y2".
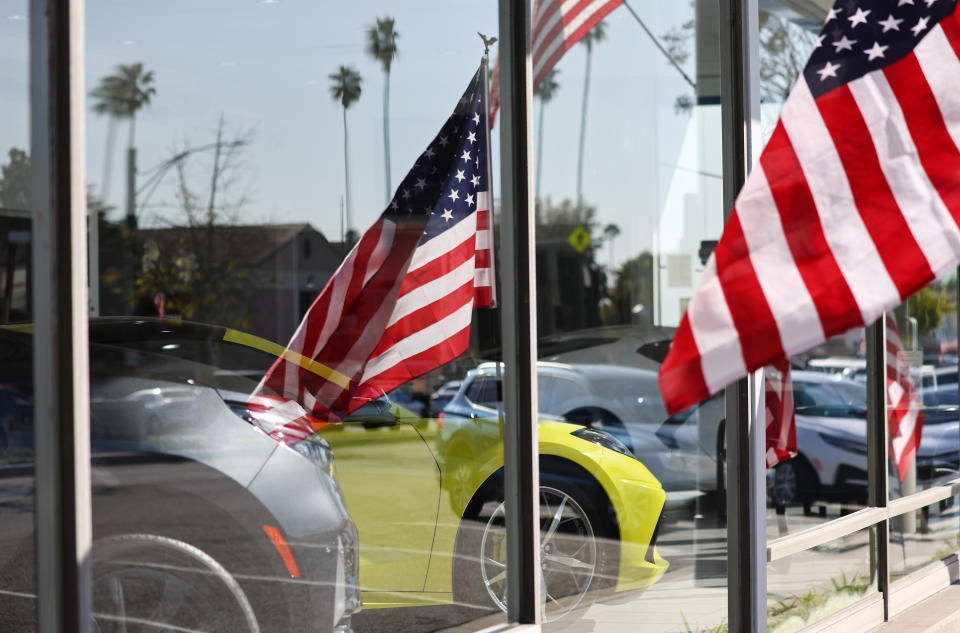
[{"x1": 0, "y1": 319, "x2": 360, "y2": 633}]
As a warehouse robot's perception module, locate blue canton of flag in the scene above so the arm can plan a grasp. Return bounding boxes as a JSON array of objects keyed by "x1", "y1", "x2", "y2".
[{"x1": 805, "y1": 0, "x2": 958, "y2": 95}]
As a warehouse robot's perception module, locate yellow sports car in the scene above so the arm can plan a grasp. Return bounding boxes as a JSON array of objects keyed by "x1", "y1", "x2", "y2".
[{"x1": 100, "y1": 318, "x2": 668, "y2": 622}]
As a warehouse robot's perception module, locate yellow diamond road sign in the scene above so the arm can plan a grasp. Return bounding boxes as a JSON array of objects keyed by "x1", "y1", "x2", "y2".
[{"x1": 567, "y1": 226, "x2": 591, "y2": 253}]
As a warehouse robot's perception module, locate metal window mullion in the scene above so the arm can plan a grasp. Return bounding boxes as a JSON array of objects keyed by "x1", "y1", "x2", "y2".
[
  {"x1": 719, "y1": 0, "x2": 764, "y2": 631},
  {"x1": 497, "y1": 0, "x2": 541, "y2": 625},
  {"x1": 866, "y1": 319, "x2": 890, "y2": 619},
  {"x1": 30, "y1": 0, "x2": 92, "y2": 631}
]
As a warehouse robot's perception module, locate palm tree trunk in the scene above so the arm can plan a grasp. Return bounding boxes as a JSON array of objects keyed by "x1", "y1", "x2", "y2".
[
  {"x1": 382, "y1": 69, "x2": 392, "y2": 204},
  {"x1": 100, "y1": 118, "x2": 118, "y2": 201},
  {"x1": 536, "y1": 99, "x2": 545, "y2": 202},
  {"x1": 577, "y1": 46, "x2": 593, "y2": 203},
  {"x1": 343, "y1": 106, "x2": 353, "y2": 233}
]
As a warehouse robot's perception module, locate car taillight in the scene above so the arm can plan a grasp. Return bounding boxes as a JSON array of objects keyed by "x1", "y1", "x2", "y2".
[{"x1": 437, "y1": 410, "x2": 444, "y2": 428}]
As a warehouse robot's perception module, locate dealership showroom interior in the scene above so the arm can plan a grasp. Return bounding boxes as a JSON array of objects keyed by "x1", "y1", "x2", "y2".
[{"x1": 5, "y1": 0, "x2": 960, "y2": 632}]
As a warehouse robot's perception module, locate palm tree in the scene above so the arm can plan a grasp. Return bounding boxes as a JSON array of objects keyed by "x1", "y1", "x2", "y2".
[
  {"x1": 329, "y1": 65, "x2": 362, "y2": 236},
  {"x1": 576, "y1": 22, "x2": 607, "y2": 202},
  {"x1": 603, "y1": 222, "x2": 621, "y2": 275},
  {"x1": 90, "y1": 62, "x2": 156, "y2": 226},
  {"x1": 366, "y1": 16, "x2": 399, "y2": 204},
  {"x1": 534, "y1": 68, "x2": 560, "y2": 201}
]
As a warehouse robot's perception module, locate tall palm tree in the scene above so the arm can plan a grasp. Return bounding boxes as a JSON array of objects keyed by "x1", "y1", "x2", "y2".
[
  {"x1": 90, "y1": 62, "x2": 156, "y2": 226},
  {"x1": 603, "y1": 222, "x2": 621, "y2": 274},
  {"x1": 329, "y1": 65, "x2": 362, "y2": 236},
  {"x1": 534, "y1": 68, "x2": 560, "y2": 201},
  {"x1": 366, "y1": 16, "x2": 399, "y2": 204},
  {"x1": 576, "y1": 22, "x2": 607, "y2": 202}
]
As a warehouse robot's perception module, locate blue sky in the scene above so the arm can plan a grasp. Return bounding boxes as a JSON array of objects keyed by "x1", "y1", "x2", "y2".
[{"x1": 1, "y1": 1, "x2": 704, "y2": 270}]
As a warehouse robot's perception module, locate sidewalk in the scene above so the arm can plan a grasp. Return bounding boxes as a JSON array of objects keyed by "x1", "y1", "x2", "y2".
[{"x1": 869, "y1": 584, "x2": 960, "y2": 633}]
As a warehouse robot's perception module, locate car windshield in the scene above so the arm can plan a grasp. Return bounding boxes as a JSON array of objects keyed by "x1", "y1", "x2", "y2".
[{"x1": 793, "y1": 379, "x2": 866, "y2": 416}]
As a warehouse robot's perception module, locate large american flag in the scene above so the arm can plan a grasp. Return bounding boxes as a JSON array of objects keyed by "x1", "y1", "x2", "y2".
[
  {"x1": 659, "y1": 0, "x2": 960, "y2": 416},
  {"x1": 886, "y1": 314, "x2": 923, "y2": 481},
  {"x1": 256, "y1": 65, "x2": 495, "y2": 420},
  {"x1": 489, "y1": 0, "x2": 622, "y2": 126}
]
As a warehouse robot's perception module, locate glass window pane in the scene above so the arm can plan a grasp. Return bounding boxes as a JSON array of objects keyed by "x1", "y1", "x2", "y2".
[
  {"x1": 532, "y1": 2, "x2": 726, "y2": 630},
  {"x1": 890, "y1": 496, "x2": 960, "y2": 580},
  {"x1": 85, "y1": 3, "x2": 511, "y2": 631},
  {"x1": 0, "y1": 0, "x2": 33, "y2": 628},
  {"x1": 768, "y1": 528, "x2": 879, "y2": 631}
]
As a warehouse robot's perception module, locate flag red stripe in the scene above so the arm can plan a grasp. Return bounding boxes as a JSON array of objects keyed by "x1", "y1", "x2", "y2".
[
  {"x1": 369, "y1": 281, "x2": 475, "y2": 359},
  {"x1": 761, "y1": 121, "x2": 863, "y2": 336},
  {"x1": 353, "y1": 326, "x2": 473, "y2": 403},
  {"x1": 476, "y1": 209, "x2": 490, "y2": 230},
  {"x1": 715, "y1": 213, "x2": 785, "y2": 369},
  {"x1": 815, "y1": 86, "x2": 934, "y2": 299},
  {"x1": 939, "y1": 9, "x2": 960, "y2": 59},
  {"x1": 884, "y1": 54, "x2": 960, "y2": 225},
  {"x1": 400, "y1": 236, "x2": 477, "y2": 297},
  {"x1": 657, "y1": 313, "x2": 711, "y2": 414},
  {"x1": 475, "y1": 249, "x2": 491, "y2": 269},
  {"x1": 311, "y1": 227, "x2": 423, "y2": 372},
  {"x1": 475, "y1": 286, "x2": 492, "y2": 306}
]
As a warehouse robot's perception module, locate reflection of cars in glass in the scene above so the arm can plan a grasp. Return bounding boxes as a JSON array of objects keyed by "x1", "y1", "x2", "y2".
[
  {"x1": 89, "y1": 320, "x2": 668, "y2": 622},
  {"x1": 428, "y1": 379, "x2": 462, "y2": 417},
  {"x1": 0, "y1": 322, "x2": 360, "y2": 633},
  {"x1": 440, "y1": 364, "x2": 669, "y2": 620},
  {"x1": 768, "y1": 371, "x2": 960, "y2": 508}
]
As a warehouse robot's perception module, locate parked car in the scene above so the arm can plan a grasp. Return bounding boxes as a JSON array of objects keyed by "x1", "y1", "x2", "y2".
[
  {"x1": 428, "y1": 379, "x2": 462, "y2": 417},
  {"x1": 440, "y1": 364, "x2": 669, "y2": 620},
  {"x1": 0, "y1": 320, "x2": 360, "y2": 633},
  {"x1": 768, "y1": 371, "x2": 959, "y2": 508},
  {"x1": 87, "y1": 319, "x2": 668, "y2": 623}
]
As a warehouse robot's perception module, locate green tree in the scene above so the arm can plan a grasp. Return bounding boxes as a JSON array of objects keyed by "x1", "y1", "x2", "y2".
[
  {"x1": 608, "y1": 251, "x2": 654, "y2": 325},
  {"x1": 602, "y1": 222, "x2": 620, "y2": 274},
  {"x1": 536, "y1": 196, "x2": 598, "y2": 240},
  {"x1": 329, "y1": 65, "x2": 363, "y2": 236},
  {"x1": 366, "y1": 16, "x2": 399, "y2": 204},
  {"x1": 534, "y1": 68, "x2": 560, "y2": 200},
  {"x1": 576, "y1": 21, "x2": 607, "y2": 202},
  {"x1": 0, "y1": 148, "x2": 31, "y2": 210},
  {"x1": 907, "y1": 285, "x2": 956, "y2": 339}
]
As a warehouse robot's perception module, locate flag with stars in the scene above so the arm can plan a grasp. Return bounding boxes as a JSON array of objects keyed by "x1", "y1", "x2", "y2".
[
  {"x1": 255, "y1": 63, "x2": 495, "y2": 418},
  {"x1": 659, "y1": 0, "x2": 960, "y2": 416}
]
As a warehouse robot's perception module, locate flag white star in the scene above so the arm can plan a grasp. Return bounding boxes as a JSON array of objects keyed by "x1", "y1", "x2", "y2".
[
  {"x1": 415, "y1": 178, "x2": 426, "y2": 190},
  {"x1": 467, "y1": 131, "x2": 477, "y2": 144},
  {"x1": 471, "y1": 174, "x2": 480, "y2": 187},
  {"x1": 898, "y1": 0, "x2": 914, "y2": 6},
  {"x1": 465, "y1": 193, "x2": 475, "y2": 207},
  {"x1": 814, "y1": 34, "x2": 825, "y2": 48},
  {"x1": 912, "y1": 16, "x2": 930, "y2": 35},
  {"x1": 879, "y1": 14, "x2": 903, "y2": 32},
  {"x1": 848, "y1": 7, "x2": 871, "y2": 27},
  {"x1": 439, "y1": 135, "x2": 449, "y2": 147},
  {"x1": 826, "y1": 7, "x2": 842, "y2": 22},
  {"x1": 817, "y1": 60, "x2": 840, "y2": 81},
  {"x1": 925, "y1": 0, "x2": 940, "y2": 6},
  {"x1": 447, "y1": 188, "x2": 460, "y2": 202},
  {"x1": 833, "y1": 35, "x2": 857, "y2": 52},
  {"x1": 472, "y1": 112, "x2": 480, "y2": 125},
  {"x1": 455, "y1": 169, "x2": 466, "y2": 182},
  {"x1": 864, "y1": 41, "x2": 889, "y2": 60},
  {"x1": 401, "y1": 189, "x2": 411, "y2": 199},
  {"x1": 461, "y1": 150, "x2": 472, "y2": 162},
  {"x1": 424, "y1": 147, "x2": 436, "y2": 158},
  {"x1": 390, "y1": 200, "x2": 399, "y2": 210},
  {"x1": 441, "y1": 208, "x2": 454, "y2": 222}
]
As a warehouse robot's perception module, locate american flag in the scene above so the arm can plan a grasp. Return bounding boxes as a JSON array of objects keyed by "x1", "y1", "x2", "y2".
[
  {"x1": 886, "y1": 314, "x2": 923, "y2": 481},
  {"x1": 255, "y1": 64, "x2": 495, "y2": 420},
  {"x1": 659, "y1": 0, "x2": 960, "y2": 416},
  {"x1": 489, "y1": 0, "x2": 622, "y2": 127},
  {"x1": 765, "y1": 359, "x2": 796, "y2": 468}
]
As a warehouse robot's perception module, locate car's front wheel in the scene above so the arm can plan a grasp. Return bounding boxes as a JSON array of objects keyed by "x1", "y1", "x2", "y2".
[
  {"x1": 91, "y1": 533, "x2": 260, "y2": 633},
  {"x1": 453, "y1": 476, "x2": 617, "y2": 622}
]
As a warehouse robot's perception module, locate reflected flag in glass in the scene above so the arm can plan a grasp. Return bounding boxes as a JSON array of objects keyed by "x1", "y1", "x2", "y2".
[
  {"x1": 659, "y1": 0, "x2": 960, "y2": 416},
  {"x1": 886, "y1": 315, "x2": 923, "y2": 482},
  {"x1": 765, "y1": 359, "x2": 796, "y2": 469},
  {"x1": 489, "y1": 0, "x2": 622, "y2": 126},
  {"x1": 255, "y1": 63, "x2": 495, "y2": 421}
]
